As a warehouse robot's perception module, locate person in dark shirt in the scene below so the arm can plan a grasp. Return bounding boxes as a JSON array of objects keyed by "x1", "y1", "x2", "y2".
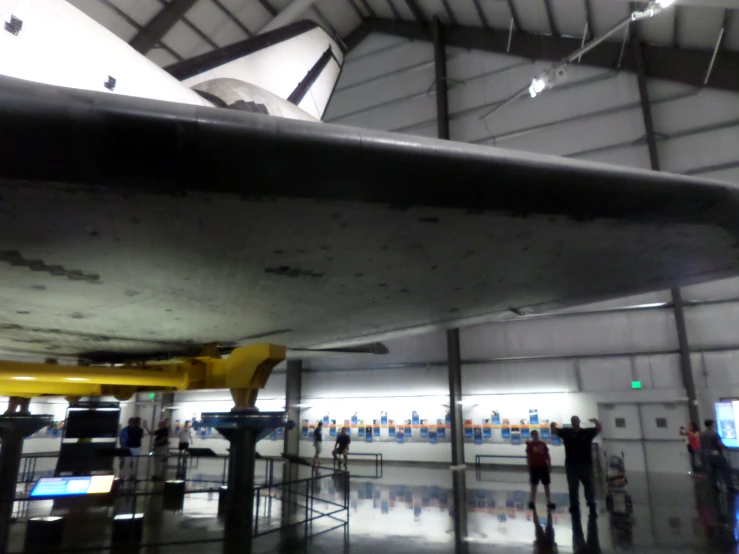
[
  {"x1": 313, "y1": 422, "x2": 323, "y2": 467},
  {"x1": 119, "y1": 417, "x2": 143, "y2": 479},
  {"x1": 701, "y1": 419, "x2": 735, "y2": 491},
  {"x1": 332, "y1": 427, "x2": 351, "y2": 469},
  {"x1": 149, "y1": 420, "x2": 170, "y2": 481},
  {"x1": 550, "y1": 415, "x2": 602, "y2": 514}
]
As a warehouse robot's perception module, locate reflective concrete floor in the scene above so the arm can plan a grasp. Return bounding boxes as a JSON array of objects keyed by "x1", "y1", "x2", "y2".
[{"x1": 9, "y1": 462, "x2": 739, "y2": 553}]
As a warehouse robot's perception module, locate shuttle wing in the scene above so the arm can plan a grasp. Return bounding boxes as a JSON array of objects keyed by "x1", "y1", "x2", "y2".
[{"x1": 0, "y1": 75, "x2": 738, "y2": 360}]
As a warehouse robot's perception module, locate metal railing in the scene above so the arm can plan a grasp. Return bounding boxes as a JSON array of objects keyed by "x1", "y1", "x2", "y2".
[
  {"x1": 475, "y1": 454, "x2": 526, "y2": 480},
  {"x1": 9, "y1": 458, "x2": 349, "y2": 552}
]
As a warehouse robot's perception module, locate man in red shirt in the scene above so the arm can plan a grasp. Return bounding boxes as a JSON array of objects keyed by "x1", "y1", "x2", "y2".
[{"x1": 526, "y1": 430, "x2": 556, "y2": 510}]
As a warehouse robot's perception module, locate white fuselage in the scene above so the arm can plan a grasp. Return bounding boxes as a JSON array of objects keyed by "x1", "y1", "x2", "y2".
[{"x1": 0, "y1": 0, "x2": 319, "y2": 120}]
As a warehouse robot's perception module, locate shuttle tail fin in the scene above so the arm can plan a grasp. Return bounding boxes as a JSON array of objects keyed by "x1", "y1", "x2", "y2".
[{"x1": 165, "y1": 21, "x2": 342, "y2": 121}]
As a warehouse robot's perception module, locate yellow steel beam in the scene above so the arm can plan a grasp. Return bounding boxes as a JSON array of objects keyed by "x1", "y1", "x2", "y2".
[{"x1": 0, "y1": 344, "x2": 286, "y2": 403}]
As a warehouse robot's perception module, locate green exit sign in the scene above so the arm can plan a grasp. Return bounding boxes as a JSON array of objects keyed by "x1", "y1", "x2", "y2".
[
  {"x1": 149, "y1": 393, "x2": 156, "y2": 399},
  {"x1": 631, "y1": 381, "x2": 642, "y2": 390}
]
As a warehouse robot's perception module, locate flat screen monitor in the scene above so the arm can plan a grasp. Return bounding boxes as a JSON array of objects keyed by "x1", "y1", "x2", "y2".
[
  {"x1": 64, "y1": 409, "x2": 120, "y2": 439},
  {"x1": 715, "y1": 401, "x2": 739, "y2": 448},
  {"x1": 30, "y1": 475, "x2": 115, "y2": 498}
]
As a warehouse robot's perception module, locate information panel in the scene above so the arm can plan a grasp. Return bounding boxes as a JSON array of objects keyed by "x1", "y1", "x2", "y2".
[
  {"x1": 30, "y1": 475, "x2": 115, "y2": 498},
  {"x1": 715, "y1": 401, "x2": 739, "y2": 448}
]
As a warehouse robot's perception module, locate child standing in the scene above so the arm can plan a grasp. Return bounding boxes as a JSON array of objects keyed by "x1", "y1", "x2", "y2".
[{"x1": 526, "y1": 430, "x2": 556, "y2": 510}]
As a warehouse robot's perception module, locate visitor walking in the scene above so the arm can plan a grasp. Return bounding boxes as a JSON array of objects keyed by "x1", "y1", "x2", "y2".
[
  {"x1": 550, "y1": 416, "x2": 602, "y2": 514},
  {"x1": 526, "y1": 429, "x2": 556, "y2": 510},
  {"x1": 333, "y1": 427, "x2": 351, "y2": 469},
  {"x1": 313, "y1": 421, "x2": 323, "y2": 467},
  {"x1": 680, "y1": 422, "x2": 702, "y2": 474},
  {"x1": 178, "y1": 421, "x2": 193, "y2": 452},
  {"x1": 700, "y1": 419, "x2": 735, "y2": 491},
  {"x1": 120, "y1": 417, "x2": 144, "y2": 480}
]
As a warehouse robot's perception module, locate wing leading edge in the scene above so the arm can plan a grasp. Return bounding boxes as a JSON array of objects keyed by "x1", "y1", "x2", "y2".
[{"x1": 0, "y1": 75, "x2": 738, "y2": 357}]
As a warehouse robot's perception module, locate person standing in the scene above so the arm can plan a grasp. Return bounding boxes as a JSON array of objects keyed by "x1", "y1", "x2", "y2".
[
  {"x1": 680, "y1": 422, "x2": 702, "y2": 474},
  {"x1": 121, "y1": 417, "x2": 144, "y2": 480},
  {"x1": 178, "y1": 421, "x2": 193, "y2": 452},
  {"x1": 333, "y1": 427, "x2": 351, "y2": 469},
  {"x1": 700, "y1": 419, "x2": 735, "y2": 491},
  {"x1": 550, "y1": 416, "x2": 602, "y2": 514},
  {"x1": 313, "y1": 421, "x2": 323, "y2": 467},
  {"x1": 526, "y1": 430, "x2": 556, "y2": 510},
  {"x1": 148, "y1": 420, "x2": 170, "y2": 481}
]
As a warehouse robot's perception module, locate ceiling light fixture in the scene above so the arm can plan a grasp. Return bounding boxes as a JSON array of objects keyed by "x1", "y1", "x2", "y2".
[{"x1": 12, "y1": 376, "x2": 35, "y2": 381}]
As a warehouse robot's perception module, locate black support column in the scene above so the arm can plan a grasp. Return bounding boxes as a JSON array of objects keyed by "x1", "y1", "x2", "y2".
[
  {"x1": 283, "y1": 360, "x2": 303, "y2": 458},
  {"x1": 281, "y1": 360, "x2": 303, "y2": 543},
  {"x1": 432, "y1": 16, "x2": 450, "y2": 141},
  {"x1": 447, "y1": 329, "x2": 468, "y2": 554},
  {"x1": 631, "y1": 15, "x2": 699, "y2": 425}
]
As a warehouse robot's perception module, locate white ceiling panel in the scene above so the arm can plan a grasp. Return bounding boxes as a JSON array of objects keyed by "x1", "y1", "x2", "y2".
[
  {"x1": 550, "y1": 0, "x2": 587, "y2": 38},
  {"x1": 450, "y1": 0, "x2": 487, "y2": 27},
  {"x1": 66, "y1": 0, "x2": 138, "y2": 42},
  {"x1": 513, "y1": 0, "x2": 549, "y2": 32},
  {"x1": 219, "y1": 0, "x2": 270, "y2": 31},
  {"x1": 345, "y1": 34, "x2": 410, "y2": 60},
  {"x1": 652, "y1": 88, "x2": 739, "y2": 136},
  {"x1": 186, "y1": 0, "x2": 248, "y2": 47},
  {"x1": 678, "y1": 6, "x2": 726, "y2": 49},
  {"x1": 366, "y1": 0, "x2": 395, "y2": 18},
  {"x1": 480, "y1": 0, "x2": 515, "y2": 30},
  {"x1": 724, "y1": 10, "x2": 739, "y2": 51},
  {"x1": 639, "y1": 7, "x2": 676, "y2": 45},
  {"x1": 417, "y1": 0, "x2": 447, "y2": 22},
  {"x1": 146, "y1": 47, "x2": 180, "y2": 67},
  {"x1": 590, "y1": 0, "x2": 630, "y2": 37},
  {"x1": 162, "y1": 20, "x2": 213, "y2": 59},
  {"x1": 107, "y1": 0, "x2": 162, "y2": 26},
  {"x1": 696, "y1": 166, "x2": 739, "y2": 184},
  {"x1": 391, "y1": 0, "x2": 416, "y2": 21},
  {"x1": 313, "y1": 2, "x2": 362, "y2": 36},
  {"x1": 661, "y1": 126, "x2": 739, "y2": 174},
  {"x1": 573, "y1": 143, "x2": 651, "y2": 170}
]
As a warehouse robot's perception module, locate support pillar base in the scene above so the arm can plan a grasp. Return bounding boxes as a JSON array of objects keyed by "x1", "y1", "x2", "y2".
[{"x1": 0, "y1": 415, "x2": 53, "y2": 554}]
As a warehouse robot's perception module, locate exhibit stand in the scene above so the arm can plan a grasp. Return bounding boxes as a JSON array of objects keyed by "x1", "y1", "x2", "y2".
[
  {"x1": 0, "y1": 414, "x2": 53, "y2": 554},
  {"x1": 198, "y1": 410, "x2": 293, "y2": 554}
]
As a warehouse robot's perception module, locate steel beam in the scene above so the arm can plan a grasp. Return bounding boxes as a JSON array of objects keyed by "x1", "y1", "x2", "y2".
[
  {"x1": 441, "y1": 0, "x2": 457, "y2": 26},
  {"x1": 212, "y1": 0, "x2": 252, "y2": 36},
  {"x1": 507, "y1": 0, "x2": 523, "y2": 31},
  {"x1": 632, "y1": 13, "x2": 699, "y2": 426},
  {"x1": 98, "y1": 0, "x2": 183, "y2": 60},
  {"x1": 672, "y1": 289, "x2": 700, "y2": 426},
  {"x1": 347, "y1": 0, "x2": 366, "y2": 20},
  {"x1": 386, "y1": 0, "x2": 402, "y2": 20},
  {"x1": 543, "y1": 0, "x2": 559, "y2": 36},
  {"x1": 472, "y1": 0, "x2": 490, "y2": 28},
  {"x1": 129, "y1": 0, "x2": 199, "y2": 55},
  {"x1": 447, "y1": 329, "x2": 468, "y2": 554},
  {"x1": 358, "y1": 0, "x2": 376, "y2": 18},
  {"x1": 630, "y1": 28, "x2": 660, "y2": 170},
  {"x1": 257, "y1": 0, "x2": 278, "y2": 17},
  {"x1": 432, "y1": 17, "x2": 450, "y2": 140},
  {"x1": 351, "y1": 18, "x2": 739, "y2": 96},
  {"x1": 584, "y1": 0, "x2": 595, "y2": 39},
  {"x1": 405, "y1": 0, "x2": 427, "y2": 24}
]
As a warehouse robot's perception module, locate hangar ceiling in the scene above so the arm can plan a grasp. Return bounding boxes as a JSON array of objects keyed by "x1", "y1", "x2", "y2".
[{"x1": 70, "y1": 0, "x2": 739, "y2": 81}]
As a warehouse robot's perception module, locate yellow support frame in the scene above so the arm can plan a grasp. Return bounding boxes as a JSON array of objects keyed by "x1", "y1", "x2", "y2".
[{"x1": 0, "y1": 344, "x2": 286, "y2": 408}]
